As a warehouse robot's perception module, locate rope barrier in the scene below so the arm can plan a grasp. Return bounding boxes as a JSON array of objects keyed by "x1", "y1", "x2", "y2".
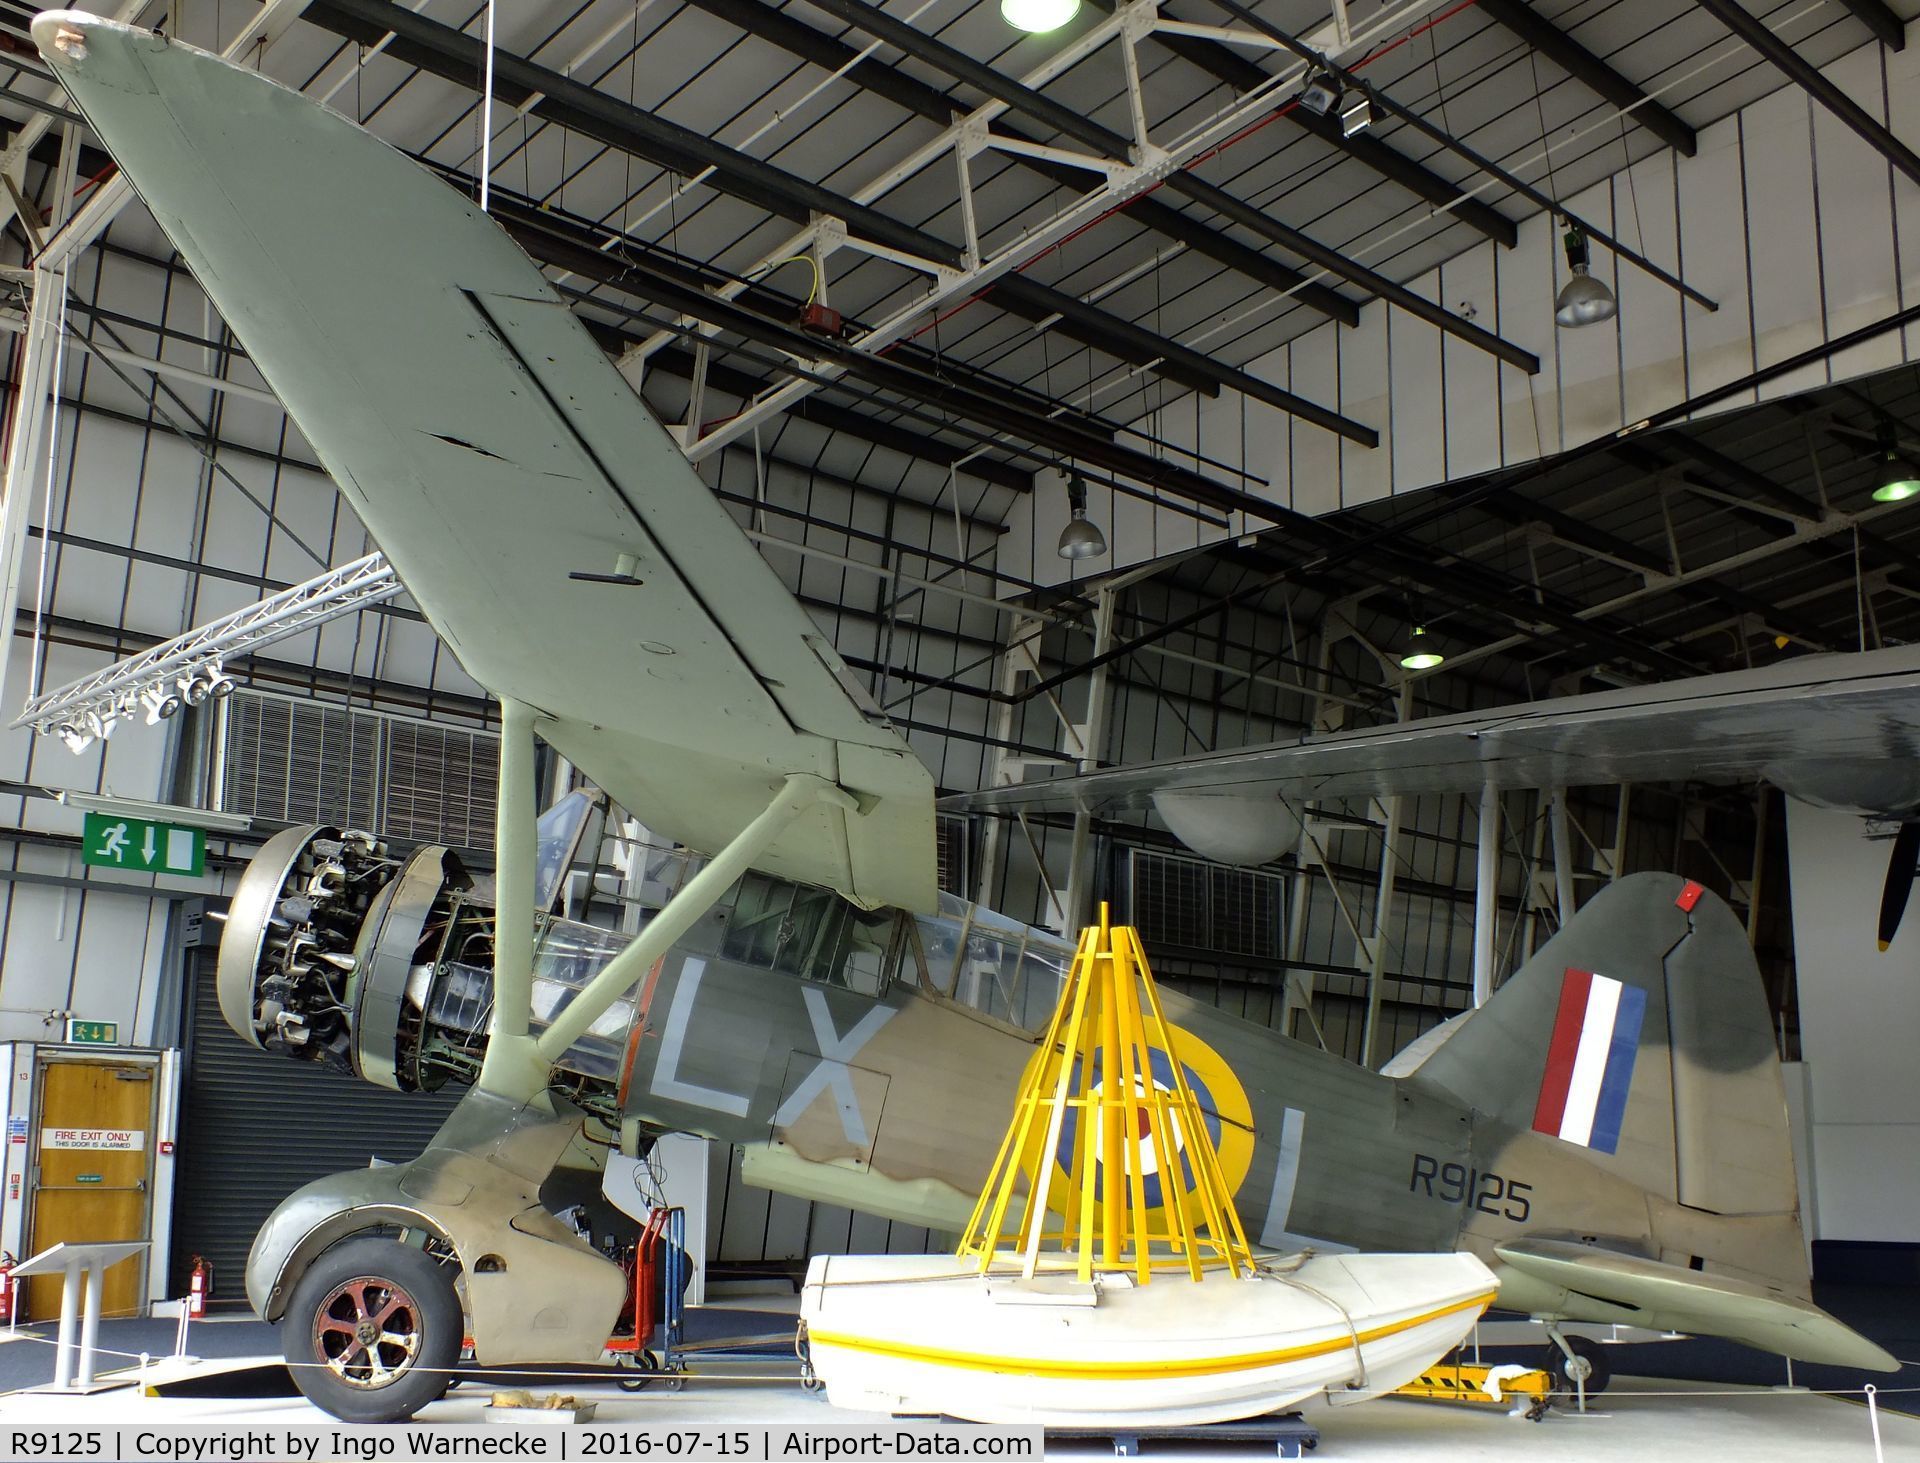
[{"x1": 4, "y1": 1314, "x2": 1915, "y2": 1402}]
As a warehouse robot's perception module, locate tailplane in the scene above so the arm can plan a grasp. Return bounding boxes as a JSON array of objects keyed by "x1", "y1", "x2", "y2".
[
  {"x1": 1396, "y1": 874, "x2": 1899, "y2": 1369},
  {"x1": 1404, "y1": 872, "x2": 1796, "y2": 1213}
]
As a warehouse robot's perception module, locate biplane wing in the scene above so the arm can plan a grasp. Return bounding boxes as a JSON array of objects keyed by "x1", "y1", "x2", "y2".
[
  {"x1": 36, "y1": 13, "x2": 936, "y2": 913},
  {"x1": 946, "y1": 645, "x2": 1920, "y2": 824}
]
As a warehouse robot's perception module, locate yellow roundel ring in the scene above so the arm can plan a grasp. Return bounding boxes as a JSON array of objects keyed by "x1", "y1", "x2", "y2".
[
  {"x1": 1170, "y1": 1024, "x2": 1255, "y2": 1196},
  {"x1": 1036, "y1": 1023, "x2": 1255, "y2": 1210}
]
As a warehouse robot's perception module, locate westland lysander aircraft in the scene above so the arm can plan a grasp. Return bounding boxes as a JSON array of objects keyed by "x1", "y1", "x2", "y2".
[{"x1": 29, "y1": 10, "x2": 1900, "y2": 1425}]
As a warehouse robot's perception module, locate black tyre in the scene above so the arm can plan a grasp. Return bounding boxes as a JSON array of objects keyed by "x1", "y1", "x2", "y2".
[
  {"x1": 1543, "y1": 1334, "x2": 1611, "y2": 1397},
  {"x1": 617, "y1": 1350, "x2": 659, "y2": 1393},
  {"x1": 282, "y1": 1235, "x2": 463, "y2": 1423}
]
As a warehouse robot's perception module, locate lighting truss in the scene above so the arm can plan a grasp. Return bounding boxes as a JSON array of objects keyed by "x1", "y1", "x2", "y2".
[{"x1": 13, "y1": 551, "x2": 401, "y2": 750}]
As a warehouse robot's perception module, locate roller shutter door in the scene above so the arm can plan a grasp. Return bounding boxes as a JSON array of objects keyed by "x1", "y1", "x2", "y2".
[{"x1": 170, "y1": 950, "x2": 463, "y2": 1306}]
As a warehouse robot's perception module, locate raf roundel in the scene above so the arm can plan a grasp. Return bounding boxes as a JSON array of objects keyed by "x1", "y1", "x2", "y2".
[{"x1": 1046, "y1": 1024, "x2": 1255, "y2": 1213}]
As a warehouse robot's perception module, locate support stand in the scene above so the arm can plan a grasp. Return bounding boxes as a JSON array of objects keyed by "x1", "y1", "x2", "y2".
[{"x1": 14, "y1": 1241, "x2": 146, "y2": 1392}]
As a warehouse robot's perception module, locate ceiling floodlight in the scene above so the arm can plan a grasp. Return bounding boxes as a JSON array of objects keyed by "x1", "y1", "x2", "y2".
[
  {"x1": 1555, "y1": 225, "x2": 1617, "y2": 328},
  {"x1": 140, "y1": 685, "x2": 183, "y2": 725},
  {"x1": 1398, "y1": 626, "x2": 1445, "y2": 671},
  {"x1": 1873, "y1": 446, "x2": 1920, "y2": 503},
  {"x1": 1339, "y1": 94, "x2": 1375, "y2": 137},
  {"x1": 56, "y1": 723, "x2": 93, "y2": 754},
  {"x1": 1057, "y1": 472, "x2": 1107, "y2": 560},
  {"x1": 1297, "y1": 70, "x2": 1342, "y2": 118},
  {"x1": 1001, "y1": 0, "x2": 1079, "y2": 33}
]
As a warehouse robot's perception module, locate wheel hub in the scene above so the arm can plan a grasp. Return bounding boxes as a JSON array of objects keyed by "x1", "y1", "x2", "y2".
[{"x1": 313, "y1": 1274, "x2": 423, "y2": 1390}]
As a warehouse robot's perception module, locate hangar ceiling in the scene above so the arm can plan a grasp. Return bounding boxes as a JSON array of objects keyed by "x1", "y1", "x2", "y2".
[
  {"x1": 1117, "y1": 360, "x2": 1920, "y2": 705},
  {"x1": 0, "y1": 0, "x2": 1917, "y2": 715}
]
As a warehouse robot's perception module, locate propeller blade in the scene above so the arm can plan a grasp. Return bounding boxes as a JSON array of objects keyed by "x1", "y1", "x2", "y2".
[{"x1": 1878, "y1": 821, "x2": 1920, "y2": 950}]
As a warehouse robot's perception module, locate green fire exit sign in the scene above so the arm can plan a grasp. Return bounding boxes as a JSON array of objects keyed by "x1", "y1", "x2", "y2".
[
  {"x1": 80, "y1": 811, "x2": 205, "y2": 877},
  {"x1": 64, "y1": 1020, "x2": 118, "y2": 1045}
]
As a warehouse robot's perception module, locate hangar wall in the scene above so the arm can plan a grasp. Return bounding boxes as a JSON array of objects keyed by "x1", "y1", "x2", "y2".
[
  {"x1": 1785, "y1": 798, "x2": 1920, "y2": 1244},
  {"x1": 1005, "y1": 27, "x2": 1920, "y2": 585},
  {"x1": 0, "y1": 59, "x2": 1827, "y2": 1271}
]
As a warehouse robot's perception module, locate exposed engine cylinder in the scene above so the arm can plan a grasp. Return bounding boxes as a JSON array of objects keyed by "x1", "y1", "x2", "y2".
[
  {"x1": 218, "y1": 825, "x2": 394, "y2": 1070},
  {"x1": 218, "y1": 825, "x2": 640, "y2": 1116}
]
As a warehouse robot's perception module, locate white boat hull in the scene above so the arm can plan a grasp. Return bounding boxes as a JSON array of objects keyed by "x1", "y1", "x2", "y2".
[{"x1": 800, "y1": 1252, "x2": 1498, "y2": 1427}]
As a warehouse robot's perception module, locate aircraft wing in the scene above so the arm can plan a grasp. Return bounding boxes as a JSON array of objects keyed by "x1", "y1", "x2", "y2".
[
  {"x1": 38, "y1": 14, "x2": 936, "y2": 913},
  {"x1": 945, "y1": 646, "x2": 1920, "y2": 822},
  {"x1": 1494, "y1": 1239, "x2": 1899, "y2": 1371}
]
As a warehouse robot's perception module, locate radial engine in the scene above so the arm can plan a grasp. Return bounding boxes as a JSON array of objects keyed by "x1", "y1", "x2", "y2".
[{"x1": 218, "y1": 826, "x2": 640, "y2": 1118}]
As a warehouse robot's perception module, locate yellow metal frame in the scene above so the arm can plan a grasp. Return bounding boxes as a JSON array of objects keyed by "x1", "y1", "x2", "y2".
[
  {"x1": 958, "y1": 906, "x2": 1254, "y2": 1282},
  {"x1": 1392, "y1": 1360, "x2": 1554, "y2": 1410}
]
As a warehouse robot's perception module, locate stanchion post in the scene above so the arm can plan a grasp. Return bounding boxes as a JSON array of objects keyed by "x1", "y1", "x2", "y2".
[
  {"x1": 1867, "y1": 1383, "x2": 1885, "y2": 1463},
  {"x1": 52, "y1": 1264, "x2": 79, "y2": 1389},
  {"x1": 76, "y1": 1262, "x2": 102, "y2": 1387}
]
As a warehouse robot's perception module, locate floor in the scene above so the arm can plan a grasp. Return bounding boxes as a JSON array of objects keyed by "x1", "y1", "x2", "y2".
[
  {"x1": 0, "y1": 1346, "x2": 1912, "y2": 1459},
  {"x1": 0, "y1": 1292, "x2": 1914, "y2": 1458}
]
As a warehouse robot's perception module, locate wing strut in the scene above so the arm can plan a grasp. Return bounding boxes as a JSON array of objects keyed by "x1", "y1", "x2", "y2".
[{"x1": 477, "y1": 744, "x2": 859, "y2": 1098}]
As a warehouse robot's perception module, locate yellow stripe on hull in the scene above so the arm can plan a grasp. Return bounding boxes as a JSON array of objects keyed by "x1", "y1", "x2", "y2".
[{"x1": 808, "y1": 1289, "x2": 1498, "y2": 1382}]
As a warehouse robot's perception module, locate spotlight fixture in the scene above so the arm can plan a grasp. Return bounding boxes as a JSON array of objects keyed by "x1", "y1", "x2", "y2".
[
  {"x1": 56, "y1": 723, "x2": 93, "y2": 755},
  {"x1": 1297, "y1": 70, "x2": 1342, "y2": 118},
  {"x1": 1555, "y1": 225, "x2": 1617, "y2": 328},
  {"x1": 140, "y1": 685, "x2": 183, "y2": 725},
  {"x1": 1873, "y1": 445, "x2": 1920, "y2": 503},
  {"x1": 1339, "y1": 94, "x2": 1375, "y2": 137},
  {"x1": 1056, "y1": 472, "x2": 1107, "y2": 561},
  {"x1": 1001, "y1": 0, "x2": 1078, "y2": 33},
  {"x1": 1398, "y1": 626, "x2": 1445, "y2": 672}
]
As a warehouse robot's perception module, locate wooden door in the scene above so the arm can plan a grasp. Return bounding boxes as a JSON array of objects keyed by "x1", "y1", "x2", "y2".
[{"x1": 27, "y1": 1061, "x2": 155, "y2": 1321}]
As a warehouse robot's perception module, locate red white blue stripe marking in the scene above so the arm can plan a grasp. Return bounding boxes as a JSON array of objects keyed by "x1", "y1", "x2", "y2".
[{"x1": 1531, "y1": 968, "x2": 1646, "y2": 1155}]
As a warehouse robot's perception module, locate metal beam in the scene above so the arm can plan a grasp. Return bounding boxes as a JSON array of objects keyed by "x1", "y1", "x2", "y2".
[
  {"x1": 1829, "y1": 0, "x2": 1907, "y2": 52},
  {"x1": 1475, "y1": 0, "x2": 1697, "y2": 156},
  {"x1": 800, "y1": 0, "x2": 1131, "y2": 166},
  {"x1": 1432, "y1": 489, "x2": 1920, "y2": 675},
  {"x1": 796, "y1": 0, "x2": 1537, "y2": 372},
  {"x1": 304, "y1": 0, "x2": 962, "y2": 268},
  {"x1": 1471, "y1": 784, "x2": 1499, "y2": 1007},
  {"x1": 990, "y1": 275, "x2": 1381, "y2": 445},
  {"x1": 1694, "y1": 0, "x2": 1920, "y2": 188},
  {"x1": 503, "y1": 213, "x2": 1285, "y2": 518},
  {"x1": 1652, "y1": 436, "x2": 1920, "y2": 583},
  {"x1": 1164, "y1": 172, "x2": 1541, "y2": 371},
  {"x1": 508, "y1": 217, "x2": 1270, "y2": 515},
  {"x1": 645, "y1": 345, "x2": 1036, "y2": 494},
  {"x1": 991, "y1": 278, "x2": 1224, "y2": 399},
  {"x1": 663, "y1": 0, "x2": 1364, "y2": 330},
  {"x1": 1287, "y1": 108, "x2": 1518, "y2": 248},
  {"x1": 1091, "y1": 0, "x2": 1516, "y2": 247},
  {"x1": 637, "y1": 0, "x2": 1458, "y2": 457},
  {"x1": 1474, "y1": 485, "x2": 1834, "y2": 647},
  {"x1": 1123, "y1": 197, "x2": 1361, "y2": 324},
  {"x1": 1199, "y1": 0, "x2": 1717, "y2": 313}
]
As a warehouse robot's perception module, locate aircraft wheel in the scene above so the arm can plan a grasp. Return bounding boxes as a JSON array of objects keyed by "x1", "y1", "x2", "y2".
[
  {"x1": 282, "y1": 1236, "x2": 462, "y2": 1423},
  {"x1": 1544, "y1": 1335, "x2": 1611, "y2": 1397}
]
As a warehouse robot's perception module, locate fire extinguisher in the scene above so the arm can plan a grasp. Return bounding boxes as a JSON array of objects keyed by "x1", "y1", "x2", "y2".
[
  {"x1": 0, "y1": 1251, "x2": 15, "y2": 1324},
  {"x1": 188, "y1": 1255, "x2": 210, "y2": 1319}
]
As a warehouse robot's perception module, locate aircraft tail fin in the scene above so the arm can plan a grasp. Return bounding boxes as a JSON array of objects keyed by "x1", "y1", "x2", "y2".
[{"x1": 1402, "y1": 872, "x2": 1797, "y2": 1222}]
